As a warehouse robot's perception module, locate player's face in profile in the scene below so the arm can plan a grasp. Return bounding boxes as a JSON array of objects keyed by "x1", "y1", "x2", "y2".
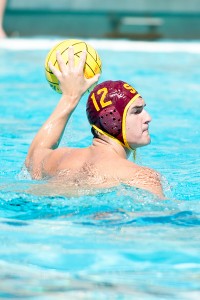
[{"x1": 125, "y1": 97, "x2": 152, "y2": 148}]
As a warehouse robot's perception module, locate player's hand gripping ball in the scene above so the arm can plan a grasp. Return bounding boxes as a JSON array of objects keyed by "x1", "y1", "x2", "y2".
[{"x1": 45, "y1": 39, "x2": 102, "y2": 93}]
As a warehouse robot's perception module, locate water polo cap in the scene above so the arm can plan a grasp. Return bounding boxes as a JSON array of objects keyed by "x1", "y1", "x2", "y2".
[{"x1": 86, "y1": 80, "x2": 140, "y2": 149}]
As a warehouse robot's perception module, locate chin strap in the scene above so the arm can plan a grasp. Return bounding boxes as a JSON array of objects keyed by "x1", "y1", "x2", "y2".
[{"x1": 133, "y1": 149, "x2": 136, "y2": 161}]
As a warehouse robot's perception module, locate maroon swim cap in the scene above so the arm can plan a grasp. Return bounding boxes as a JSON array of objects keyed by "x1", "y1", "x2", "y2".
[{"x1": 86, "y1": 80, "x2": 140, "y2": 149}]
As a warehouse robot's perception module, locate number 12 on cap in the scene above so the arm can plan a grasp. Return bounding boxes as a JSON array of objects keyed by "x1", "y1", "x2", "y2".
[{"x1": 91, "y1": 87, "x2": 112, "y2": 111}]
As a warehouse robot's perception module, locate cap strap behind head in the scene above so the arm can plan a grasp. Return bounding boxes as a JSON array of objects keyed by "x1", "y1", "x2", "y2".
[{"x1": 92, "y1": 125, "x2": 126, "y2": 148}]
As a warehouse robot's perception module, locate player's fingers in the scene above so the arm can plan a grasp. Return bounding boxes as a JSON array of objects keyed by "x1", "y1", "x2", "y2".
[
  {"x1": 48, "y1": 61, "x2": 61, "y2": 78},
  {"x1": 67, "y1": 46, "x2": 75, "y2": 70},
  {"x1": 78, "y1": 50, "x2": 87, "y2": 72},
  {"x1": 86, "y1": 73, "x2": 100, "y2": 89},
  {"x1": 56, "y1": 51, "x2": 66, "y2": 73}
]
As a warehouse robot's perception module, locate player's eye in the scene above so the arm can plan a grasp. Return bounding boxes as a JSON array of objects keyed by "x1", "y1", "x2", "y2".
[{"x1": 134, "y1": 107, "x2": 143, "y2": 114}]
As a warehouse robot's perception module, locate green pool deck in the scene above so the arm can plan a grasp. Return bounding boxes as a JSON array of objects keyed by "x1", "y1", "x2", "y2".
[{"x1": 4, "y1": 0, "x2": 200, "y2": 39}]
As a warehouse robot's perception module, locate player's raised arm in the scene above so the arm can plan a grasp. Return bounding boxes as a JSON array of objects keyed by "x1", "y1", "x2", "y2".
[{"x1": 25, "y1": 47, "x2": 100, "y2": 170}]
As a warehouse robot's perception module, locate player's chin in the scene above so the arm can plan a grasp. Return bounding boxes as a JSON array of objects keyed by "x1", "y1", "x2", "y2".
[
  {"x1": 139, "y1": 135, "x2": 151, "y2": 147},
  {"x1": 143, "y1": 131, "x2": 151, "y2": 144},
  {"x1": 146, "y1": 137, "x2": 151, "y2": 145},
  {"x1": 129, "y1": 137, "x2": 151, "y2": 149},
  {"x1": 145, "y1": 134, "x2": 151, "y2": 144}
]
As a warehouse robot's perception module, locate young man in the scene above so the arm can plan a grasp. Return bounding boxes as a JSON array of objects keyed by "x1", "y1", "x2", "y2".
[{"x1": 25, "y1": 47, "x2": 164, "y2": 198}]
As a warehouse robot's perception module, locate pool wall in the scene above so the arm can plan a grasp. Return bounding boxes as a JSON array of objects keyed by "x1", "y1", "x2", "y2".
[{"x1": 4, "y1": 0, "x2": 200, "y2": 39}]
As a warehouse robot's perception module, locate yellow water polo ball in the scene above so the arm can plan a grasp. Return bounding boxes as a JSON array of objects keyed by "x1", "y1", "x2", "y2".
[{"x1": 45, "y1": 39, "x2": 102, "y2": 93}]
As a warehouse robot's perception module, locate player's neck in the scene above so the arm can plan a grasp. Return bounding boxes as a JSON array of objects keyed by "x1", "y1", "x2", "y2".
[{"x1": 92, "y1": 137, "x2": 130, "y2": 159}]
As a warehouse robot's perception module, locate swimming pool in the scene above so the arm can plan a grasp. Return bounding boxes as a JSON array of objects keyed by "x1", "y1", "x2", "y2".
[{"x1": 0, "y1": 38, "x2": 200, "y2": 299}]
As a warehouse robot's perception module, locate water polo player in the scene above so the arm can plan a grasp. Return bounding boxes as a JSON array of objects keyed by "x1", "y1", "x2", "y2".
[{"x1": 25, "y1": 47, "x2": 164, "y2": 198}]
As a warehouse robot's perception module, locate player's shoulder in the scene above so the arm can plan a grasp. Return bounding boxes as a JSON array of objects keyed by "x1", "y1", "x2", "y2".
[
  {"x1": 119, "y1": 160, "x2": 164, "y2": 197},
  {"x1": 38, "y1": 147, "x2": 78, "y2": 175},
  {"x1": 120, "y1": 159, "x2": 161, "y2": 181}
]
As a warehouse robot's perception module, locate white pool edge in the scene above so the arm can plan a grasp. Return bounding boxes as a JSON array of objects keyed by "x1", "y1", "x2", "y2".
[{"x1": 0, "y1": 38, "x2": 200, "y2": 53}]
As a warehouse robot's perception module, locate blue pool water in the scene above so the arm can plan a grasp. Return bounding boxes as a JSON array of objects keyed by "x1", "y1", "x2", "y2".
[{"x1": 0, "y1": 38, "x2": 200, "y2": 299}]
